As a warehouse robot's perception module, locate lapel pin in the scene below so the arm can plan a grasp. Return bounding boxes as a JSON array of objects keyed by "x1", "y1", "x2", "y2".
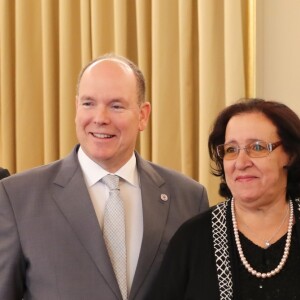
[{"x1": 160, "y1": 194, "x2": 168, "y2": 201}]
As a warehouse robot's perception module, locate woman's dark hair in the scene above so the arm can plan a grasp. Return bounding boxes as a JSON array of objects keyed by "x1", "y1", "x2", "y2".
[{"x1": 208, "y1": 98, "x2": 300, "y2": 199}]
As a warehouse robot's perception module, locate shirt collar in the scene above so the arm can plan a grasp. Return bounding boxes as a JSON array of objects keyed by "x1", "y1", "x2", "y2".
[{"x1": 77, "y1": 146, "x2": 139, "y2": 188}]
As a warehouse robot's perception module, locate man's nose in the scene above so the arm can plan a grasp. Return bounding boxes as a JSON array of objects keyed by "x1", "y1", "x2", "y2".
[{"x1": 94, "y1": 106, "x2": 110, "y2": 124}]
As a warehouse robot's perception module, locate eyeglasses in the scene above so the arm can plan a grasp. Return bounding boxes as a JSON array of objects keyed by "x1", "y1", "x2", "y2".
[{"x1": 216, "y1": 140, "x2": 282, "y2": 160}]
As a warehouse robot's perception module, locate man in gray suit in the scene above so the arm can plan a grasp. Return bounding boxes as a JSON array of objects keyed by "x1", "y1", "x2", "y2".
[{"x1": 0, "y1": 54, "x2": 208, "y2": 299}]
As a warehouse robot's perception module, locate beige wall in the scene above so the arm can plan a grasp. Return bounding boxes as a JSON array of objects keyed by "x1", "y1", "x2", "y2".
[{"x1": 256, "y1": 0, "x2": 300, "y2": 115}]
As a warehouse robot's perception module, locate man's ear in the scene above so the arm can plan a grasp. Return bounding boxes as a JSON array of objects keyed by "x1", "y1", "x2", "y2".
[
  {"x1": 75, "y1": 96, "x2": 79, "y2": 110},
  {"x1": 139, "y1": 102, "x2": 151, "y2": 131}
]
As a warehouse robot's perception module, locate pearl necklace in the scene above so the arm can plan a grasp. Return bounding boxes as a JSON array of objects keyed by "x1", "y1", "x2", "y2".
[{"x1": 231, "y1": 198, "x2": 294, "y2": 278}]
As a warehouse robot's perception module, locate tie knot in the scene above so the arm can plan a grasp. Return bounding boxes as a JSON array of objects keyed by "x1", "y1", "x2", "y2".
[{"x1": 102, "y1": 174, "x2": 119, "y2": 191}]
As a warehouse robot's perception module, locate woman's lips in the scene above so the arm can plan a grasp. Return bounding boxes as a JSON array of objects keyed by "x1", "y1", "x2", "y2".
[{"x1": 235, "y1": 175, "x2": 257, "y2": 182}]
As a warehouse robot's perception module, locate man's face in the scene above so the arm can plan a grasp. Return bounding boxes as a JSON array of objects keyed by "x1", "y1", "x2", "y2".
[{"x1": 75, "y1": 59, "x2": 150, "y2": 172}]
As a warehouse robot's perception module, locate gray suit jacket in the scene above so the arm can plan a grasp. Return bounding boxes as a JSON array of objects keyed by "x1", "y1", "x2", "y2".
[{"x1": 0, "y1": 146, "x2": 208, "y2": 300}]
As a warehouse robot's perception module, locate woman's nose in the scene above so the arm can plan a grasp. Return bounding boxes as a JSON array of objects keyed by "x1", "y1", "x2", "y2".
[{"x1": 234, "y1": 149, "x2": 253, "y2": 169}]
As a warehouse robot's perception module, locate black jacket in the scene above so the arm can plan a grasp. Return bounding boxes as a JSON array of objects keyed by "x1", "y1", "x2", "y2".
[{"x1": 148, "y1": 199, "x2": 300, "y2": 300}]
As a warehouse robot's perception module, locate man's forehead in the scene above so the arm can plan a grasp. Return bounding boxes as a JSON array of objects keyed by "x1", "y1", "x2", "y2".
[{"x1": 86, "y1": 58, "x2": 132, "y2": 74}]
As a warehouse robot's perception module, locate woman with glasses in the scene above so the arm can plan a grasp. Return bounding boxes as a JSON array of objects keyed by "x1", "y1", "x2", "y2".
[{"x1": 148, "y1": 98, "x2": 300, "y2": 300}]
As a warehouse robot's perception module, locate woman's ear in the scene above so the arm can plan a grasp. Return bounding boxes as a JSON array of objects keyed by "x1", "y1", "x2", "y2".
[{"x1": 283, "y1": 153, "x2": 296, "y2": 169}]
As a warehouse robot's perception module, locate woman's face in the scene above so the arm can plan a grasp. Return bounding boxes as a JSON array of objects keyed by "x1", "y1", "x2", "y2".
[{"x1": 223, "y1": 112, "x2": 290, "y2": 206}]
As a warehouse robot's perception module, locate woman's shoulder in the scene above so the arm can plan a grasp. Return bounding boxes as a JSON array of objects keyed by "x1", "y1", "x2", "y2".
[
  {"x1": 184, "y1": 206, "x2": 213, "y2": 226},
  {"x1": 183, "y1": 201, "x2": 227, "y2": 226},
  {"x1": 171, "y1": 205, "x2": 213, "y2": 240},
  {"x1": 172, "y1": 201, "x2": 228, "y2": 242}
]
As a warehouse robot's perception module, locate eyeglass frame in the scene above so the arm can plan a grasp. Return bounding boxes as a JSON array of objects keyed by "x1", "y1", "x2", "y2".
[{"x1": 216, "y1": 140, "x2": 282, "y2": 160}]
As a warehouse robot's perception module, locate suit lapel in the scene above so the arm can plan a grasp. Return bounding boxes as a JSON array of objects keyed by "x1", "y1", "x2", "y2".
[
  {"x1": 50, "y1": 148, "x2": 122, "y2": 299},
  {"x1": 130, "y1": 153, "x2": 171, "y2": 299}
]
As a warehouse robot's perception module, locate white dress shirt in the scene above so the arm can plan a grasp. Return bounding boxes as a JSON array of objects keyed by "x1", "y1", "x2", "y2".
[{"x1": 77, "y1": 147, "x2": 143, "y2": 293}]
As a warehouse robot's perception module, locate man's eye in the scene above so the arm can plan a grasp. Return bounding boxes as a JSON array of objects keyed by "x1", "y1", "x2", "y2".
[
  {"x1": 111, "y1": 104, "x2": 125, "y2": 110},
  {"x1": 82, "y1": 101, "x2": 93, "y2": 107}
]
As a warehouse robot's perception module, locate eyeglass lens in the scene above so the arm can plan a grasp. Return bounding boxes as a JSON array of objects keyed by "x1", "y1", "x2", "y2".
[{"x1": 217, "y1": 141, "x2": 281, "y2": 160}]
